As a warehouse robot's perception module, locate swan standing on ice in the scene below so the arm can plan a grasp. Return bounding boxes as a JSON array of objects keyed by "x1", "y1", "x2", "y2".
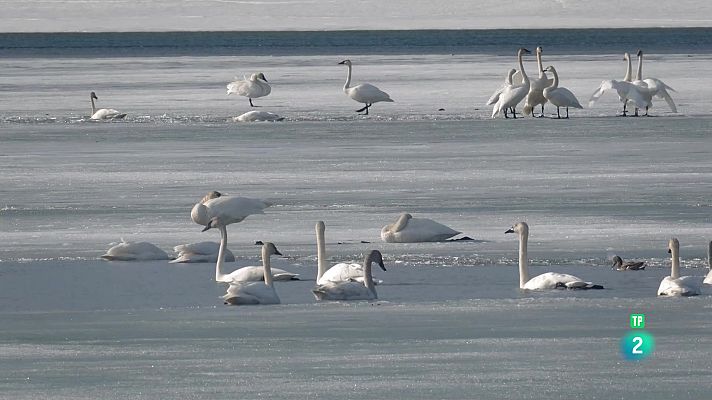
[
  {"x1": 315, "y1": 221, "x2": 381, "y2": 285},
  {"x1": 486, "y1": 68, "x2": 518, "y2": 118},
  {"x1": 611, "y1": 255, "x2": 646, "y2": 271},
  {"x1": 227, "y1": 73, "x2": 271, "y2": 107},
  {"x1": 170, "y1": 241, "x2": 235, "y2": 263},
  {"x1": 492, "y1": 48, "x2": 531, "y2": 119},
  {"x1": 542, "y1": 66, "x2": 583, "y2": 119},
  {"x1": 233, "y1": 111, "x2": 284, "y2": 122},
  {"x1": 101, "y1": 239, "x2": 170, "y2": 261},
  {"x1": 523, "y1": 46, "x2": 552, "y2": 117},
  {"x1": 381, "y1": 213, "x2": 461, "y2": 243},
  {"x1": 589, "y1": 53, "x2": 650, "y2": 116},
  {"x1": 222, "y1": 242, "x2": 283, "y2": 305},
  {"x1": 657, "y1": 238, "x2": 702, "y2": 296},
  {"x1": 704, "y1": 241, "x2": 712, "y2": 285},
  {"x1": 505, "y1": 222, "x2": 604, "y2": 290},
  {"x1": 312, "y1": 249, "x2": 386, "y2": 301},
  {"x1": 89, "y1": 92, "x2": 126, "y2": 120},
  {"x1": 338, "y1": 59, "x2": 394, "y2": 115},
  {"x1": 632, "y1": 50, "x2": 677, "y2": 116}
]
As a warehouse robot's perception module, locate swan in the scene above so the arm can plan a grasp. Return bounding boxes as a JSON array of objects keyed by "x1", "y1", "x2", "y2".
[
  {"x1": 312, "y1": 249, "x2": 386, "y2": 301},
  {"x1": 170, "y1": 241, "x2": 235, "y2": 263},
  {"x1": 588, "y1": 53, "x2": 650, "y2": 115},
  {"x1": 611, "y1": 255, "x2": 646, "y2": 271},
  {"x1": 222, "y1": 242, "x2": 282, "y2": 305},
  {"x1": 381, "y1": 213, "x2": 461, "y2": 243},
  {"x1": 632, "y1": 50, "x2": 677, "y2": 116},
  {"x1": 542, "y1": 66, "x2": 583, "y2": 119},
  {"x1": 315, "y1": 221, "x2": 381, "y2": 285},
  {"x1": 191, "y1": 191, "x2": 271, "y2": 232},
  {"x1": 233, "y1": 111, "x2": 284, "y2": 122},
  {"x1": 227, "y1": 73, "x2": 271, "y2": 107},
  {"x1": 523, "y1": 46, "x2": 553, "y2": 117},
  {"x1": 89, "y1": 92, "x2": 126, "y2": 120},
  {"x1": 704, "y1": 241, "x2": 712, "y2": 285},
  {"x1": 492, "y1": 48, "x2": 531, "y2": 119},
  {"x1": 505, "y1": 222, "x2": 604, "y2": 290},
  {"x1": 338, "y1": 59, "x2": 394, "y2": 115},
  {"x1": 486, "y1": 69, "x2": 517, "y2": 105},
  {"x1": 101, "y1": 239, "x2": 170, "y2": 261},
  {"x1": 657, "y1": 238, "x2": 702, "y2": 296}
]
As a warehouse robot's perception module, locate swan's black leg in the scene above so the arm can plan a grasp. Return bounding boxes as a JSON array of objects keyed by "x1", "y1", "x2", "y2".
[
  {"x1": 621, "y1": 102, "x2": 628, "y2": 117},
  {"x1": 540, "y1": 104, "x2": 545, "y2": 117},
  {"x1": 503, "y1": 108, "x2": 509, "y2": 118},
  {"x1": 511, "y1": 108, "x2": 517, "y2": 119},
  {"x1": 249, "y1": 98, "x2": 256, "y2": 107},
  {"x1": 634, "y1": 108, "x2": 640, "y2": 117},
  {"x1": 355, "y1": 104, "x2": 369, "y2": 113},
  {"x1": 565, "y1": 107, "x2": 570, "y2": 119},
  {"x1": 645, "y1": 106, "x2": 650, "y2": 116},
  {"x1": 364, "y1": 104, "x2": 370, "y2": 115}
]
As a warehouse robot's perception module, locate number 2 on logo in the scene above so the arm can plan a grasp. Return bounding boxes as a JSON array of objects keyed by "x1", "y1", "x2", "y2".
[{"x1": 632, "y1": 336, "x2": 643, "y2": 354}]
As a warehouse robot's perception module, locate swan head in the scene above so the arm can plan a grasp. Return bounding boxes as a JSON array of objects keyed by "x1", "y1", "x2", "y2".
[
  {"x1": 367, "y1": 249, "x2": 387, "y2": 271},
  {"x1": 338, "y1": 59, "x2": 352, "y2": 66},
  {"x1": 543, "y1": 65, "x2": 556, "y2": 73},
  {"x1": 90, "y1": 92, "x2": 98, "y2": 100},
  {"x1": 505, "y1": 221, "x2": 528, "y2": 236},
  {"x1": 636, "y1": 49, "x2": 643, "y2": 57},
  {"x1": 200, "y1": 191, "x2": 222, "y2": 204},
  {"x1": 256, "y1": 72, "x2": 268, "y2": 82},
  {"x1": 667, "y1": 237, "x2": 679, "y2": 254},
  {"x1": 517, "y1": 48, "x2": 531, "y2": 56},
  {"x1": 316, "y1": 220, "x2": 325, "y2": 234},
  {"x1": 262, "y1": 241, "x2": 282, "y2": 257},
  {"x1": 536, "y1": 46, "x2": 543, "y2": 55},
  {"x1": 623, "y1": 52, "x2": 630, "y2": 61},
  {"x1": 612, "y1": 255, "x2": 623, "y2": 268}
]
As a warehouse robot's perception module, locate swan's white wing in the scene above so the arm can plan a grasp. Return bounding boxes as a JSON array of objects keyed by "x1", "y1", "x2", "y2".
[
  {"x1": 91, "y1": 108, "x2": 126, "y2": 120},
  {"x1": 383, "y1": 217, "x2": 460, "y2": 243},
  {"x1": 170, "y1": 248, "x2": 235, "y2": 263},
  {"x1": 704, "y1": 270, "x2": 712, "y2": 285},
  {"x1": 312, "y1": 281, "x2": 375, "y2": 301},
  {"x1": 173, "y1": 241, "x2": 220, "y2": 255},
  {"x1": 657, "y1": 276, "x2": 702, "y2": 297},
  {"x1": 234, "y1": 111, "x2": 284, "y2": 122},
  {"x1": 223, "y1": 266, "x2": 298, "y2": 282},
  {"x1": 644, "y1": 78, "x2": 677, "y2": 112},
  {"x1": 486, "y1": 84, "x2": 506, "y2": 105},
  {"x1": 588, "y1": 80, "x2": 613, "y2": 107},
  {"x1": 546, "y1": 87, "x2": 583, "y2": 109},
  {"x1": 101, "y1": 241, "x2": 169, "y2": 261},
  {"x1": 227, "y1": 79, "x2": 251, "y2": 96},
  {"x1": 202, "y1": 196, "x2": 271, "y2": 226},
  {"x1": 223, "y1": 282, "x2": 280, "y2": 305},
  {"x1": 349, "y1": 83, "x2": 394, "y2": 104}
]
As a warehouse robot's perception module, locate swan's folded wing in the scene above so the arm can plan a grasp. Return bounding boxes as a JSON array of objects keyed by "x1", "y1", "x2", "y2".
[{"x1": 486, "y1": 85, "x2": 505, "y2": 105}]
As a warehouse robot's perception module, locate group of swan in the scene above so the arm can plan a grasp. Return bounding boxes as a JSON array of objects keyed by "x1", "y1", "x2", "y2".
[
  {"x1": 589, "y1": 50, "x2": 676, "y2": 116},
  {"x1": 490, "y1": 47, "x2": 582, "y2": 119}
]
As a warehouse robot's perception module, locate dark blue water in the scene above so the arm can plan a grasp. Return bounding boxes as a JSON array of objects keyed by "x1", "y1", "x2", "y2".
[{"x1": 1, "y1": 28, "x2": 710, "y2": 57}]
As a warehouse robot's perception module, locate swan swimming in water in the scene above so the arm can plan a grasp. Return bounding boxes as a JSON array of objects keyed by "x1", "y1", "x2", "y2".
[
  {"x1": 492, "y1": 48, "x2": 531, "y2": 119},
  {"x1": 523, "y1": 46, "x2": 552, "y2": 117},
  {"x1": 589, "y1": 53, "x2": 650, "y2": 116},
  {"x1": 542, "y1": 66, "x2": 583, "y2": 119},
  {"x1": 657, "y1": 238, "x2": 702, "y2": 296},
  {"x1": 101, "y1": 239, "x2": 170, "y2": 261},
  {"x1": 632, "y1": 50, "x2": 677, "y2": 116},
  {"x1": 505, "y1": 222, "x2": 604, "y2": 290},
  {"x1": 233, "y1": 111, "x2": 284, "y2": 122},
  {"x1": 89, "y1": 92, "x2": 126, "y2": 120},
  {"x1": 170, "y1": 241, "x2": 235, "y2": 263},
  {"x1": 338, "y1": 59, "x2": 394, "y2": 115},
  {"x1": 611, "y1": 255, "x2": 646, "y2": 271},
  {"x1": 222, "y1": 242, "x2": 282, "y2": 305},
  {"x1": 227, "y1": 73, "x2": 271, "y2": 107},
  {"x1": 312, "y1": 249, "x2": 386, "y2": 301},
  {"x1": 315, "y1": 221, "x2": 381, "y2": 285},
  {"x1": 381, "y1": 213, "x2": 461, "y2": 243}
]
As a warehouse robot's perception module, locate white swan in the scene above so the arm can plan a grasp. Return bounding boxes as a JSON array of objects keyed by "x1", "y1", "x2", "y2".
[
  {"x1": 542, "y1": 66, "x2": 583, "y2": 119},
  {"x1": 89, "y1": 92, "x2": 126, "y2": 120},
  {"x1": 588, "y1": 53, "x2": 650, "y2": 115},
  {"x1": 523, "y1": 46, "x2": 553, "y2": 117},
  {"x1": 191, "y1": 191, "x2": 271, "y2": 232},
  {"x1": 312, "y1": 249, "x2": 386, "y2": 301},
  {"x1": 315, "y1": 221, "x2": 381, "y2": 285},
  {"x1": 338, "y1": 59, "x2": 394, "y2": 115},
  {"x1": 486, "y1": 68, "x2": 517, "y2": 107},
  {"x1": 170, "y1": 241, "x2": 235, "y2": 263},
  {"x1": 657, "y1": 238, "x2": 702, "y2": 296},
  {"x1": 505, "y1": 222, "x2": 604, "y2": 290},
  {"x1": 227, "y1": 73, "x2": 271, "y2": 107},
  {"x1": 381, "y1": 213, "x2": 461, "y2": 243},
  {"x1": 233, "y1": 111, "x2": 284, "y2": 122},
  {"x1": 611, "y1": 255, "x2": 646, "y2": 271},
  {"x1": 632, "y1": 50, "x2": 677, "y2": 116},
  {"x1": 704, "y1": 241, "x2": 712, "y2": 285},
  {"x1": 222, "y1": 242, "x2": 282, "y2": 305},
  {"x1": 492, "y1": 48, "x2": 531, "y2": 119},
  {"x1": 101, "y1": 239, "x2": 170, "y2": 261}
]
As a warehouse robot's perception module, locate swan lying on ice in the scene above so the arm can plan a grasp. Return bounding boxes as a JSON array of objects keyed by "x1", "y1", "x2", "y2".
[
  {"x1": 101, "y1": 239, "x2": 170, "y2": 261},
  {"x1": 170, "y1": 241, "x2": 235, "y2": 263},
  {"x1": 381, "y1": 213, "x2": 461, "y2": 243},
  {"x1": 233, "y1": 111, "x2": 284, "y2": 122}
]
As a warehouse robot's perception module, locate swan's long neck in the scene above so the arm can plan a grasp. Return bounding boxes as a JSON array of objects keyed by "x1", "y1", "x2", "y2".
[
  {"x1": 518, "y1": 52, "x2": 529, "y2": 85},
  {"x1": 262, "y1": 245, "x2": 274, "y2": 287},
  {"x1": 215, "y1": 225, "x2": 228, "y2": 282},
  {"x1": 316, "y1": 223, "x2": 327, "y2": 280},
  {"x1": 549, "y1": 68, "x2": 559, "y2": 90},
  {"x1": 506, "y1": 70, "x2": 515, "y2": 85},
  {"x1": 343, "y1": 64, "x2": 352, "y2": 91},
  {"x1": 392, "y1": 214, "x2": 410, "y2": 233},
  {"x1": 708, "y1": 241, "x2": 712, "y2": 271},
  {"x1": 518, "y1": 230, "x2": 530, "y2": 288},
  {"x1": 363, "y1": 254, "x2": 377, "y2": 296},
  {"x1": 90, "y1": 95, "x2": 97, "y2": 114},
  {"x1": 670, "y1": 242, "x2": 680, "y2": 279},
  {"x1": 623, "y1": 56, "x2": 633, "y2": 82},
  {"x1": 536, "y1": 51, "x2": 545, "y2": 78},
  {"x1": 636, "y1": 53, "x2": 644, "y2": 81}
]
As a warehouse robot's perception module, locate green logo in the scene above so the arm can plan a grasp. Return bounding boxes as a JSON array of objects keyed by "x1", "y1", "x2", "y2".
[{"x1": 630, "y1": 313, "x2": 645, "y2": 329}]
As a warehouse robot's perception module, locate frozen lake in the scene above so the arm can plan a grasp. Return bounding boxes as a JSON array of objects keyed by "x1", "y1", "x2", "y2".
[{"x1": 1, "y1": 37, "x2": 712, "y2": 399}]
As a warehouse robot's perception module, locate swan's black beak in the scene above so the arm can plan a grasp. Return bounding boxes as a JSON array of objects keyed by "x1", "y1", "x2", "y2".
[
  {"x1": 667, "y1": 248, "x2": 672, "y2": 254},
  {"x1": 505, "y1": 228, "x2": 515, "y2": 234},
  {"x1": 201, "y1": 225, "x2": 211, "y2": 232},
  {"x1": 378, "y1": 261, "x2": 387, "y2": 272},
  {"x1": 338, "y1": 61, "x2": 346, "y2": 65},
  {"x1": 274, "y1": 249, "x2": 283, "y2": 256},
  {"x1": 254, "y1": 240, "x2": 264, "y2": 246}
]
